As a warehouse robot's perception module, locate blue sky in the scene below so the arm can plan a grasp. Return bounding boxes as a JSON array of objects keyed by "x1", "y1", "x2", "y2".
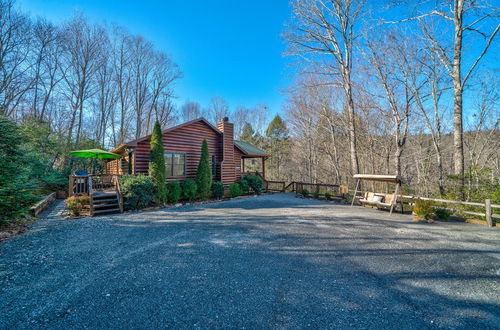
[{"x1": 18, "y1": 0, "x2": 292, "y2": 118}]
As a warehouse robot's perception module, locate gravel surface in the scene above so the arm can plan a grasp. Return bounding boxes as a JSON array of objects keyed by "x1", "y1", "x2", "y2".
[{"x1": 1, "y1": 193, "x2": 499, "y2": 329}]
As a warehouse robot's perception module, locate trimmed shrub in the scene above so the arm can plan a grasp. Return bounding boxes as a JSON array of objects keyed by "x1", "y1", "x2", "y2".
[
  {"x1": 149, "y1": 121, "x2": 167, "y2": 204},
  {"x1": 301, "y1": 189, "x2": 309, "y2": 197},
  {"x1": 434, "y1": 208, "x2": 451, "y2": 220},
  {"x1": 229, "y1": 183, "x2": 241, "y2": 197},
  {"x1": 196, "y1": 139, "x2": 212, "y2": 199},
  {"x1": 166, "y1": 181, "x2": 181, "y2": 204},
  {"x1": 238, "y1": 178, "x2": 250, "y2": 195},
  {"x1": 324, "y1": 192, "x2": 332, "y2": 200},
  {"x1": 313, "y1": 191, "x2": 320, "y2": 199},
  {"x1": 243, "y1": 174, "x2": 263, "y2": 194},
  {"x1": 211, "y1": 181, "x2": 224, "y2": 199},
  {"x1": 182, "y1": 179, "x2": 197, "y2": 201},
  {"x1": 65, "y1": 195, "x2": 89, "y2": 216},
  {"x1": 120, "y1": 175, "x2": 155, "y2": 210},
  {"x1": 413, "y1": 199, "x2": 434, "y2": 220}
]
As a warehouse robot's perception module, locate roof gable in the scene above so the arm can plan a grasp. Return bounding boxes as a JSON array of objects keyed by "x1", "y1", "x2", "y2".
[{"x1": 114, "y1": 118, "x2": 221, "y2": 152}]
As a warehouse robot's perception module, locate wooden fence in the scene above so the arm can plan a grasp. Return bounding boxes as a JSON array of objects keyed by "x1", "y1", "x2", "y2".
[
  {"x1": 265, "y1": 180, "x2": 286, "y2": 192},
  {"x1": 353, "y1": 190, "x2": 499, "y2": 227},
  {"x1": 265, "y1": 180, "x2": 349, "y2": 201},
  {"x1": 399, "y1": 194, "x2": 499, "y2": 228}
]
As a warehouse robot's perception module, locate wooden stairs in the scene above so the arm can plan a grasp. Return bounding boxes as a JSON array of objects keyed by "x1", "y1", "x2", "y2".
[{"x1": 91, "y1": 192, "x2": 122, "y2": 216}]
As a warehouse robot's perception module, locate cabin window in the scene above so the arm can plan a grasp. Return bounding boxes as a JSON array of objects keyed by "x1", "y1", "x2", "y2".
[
  {"x1": 165, "y1": 153, "x2": 186, "y2": 177},
  {"x1": 211, "y1": 155, "x2": 216, "y2": 177}
]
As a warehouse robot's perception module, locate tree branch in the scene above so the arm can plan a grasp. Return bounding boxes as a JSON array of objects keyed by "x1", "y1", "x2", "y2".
[{"x1": 462, "y1": 23, "x2": 500, "y2": 87}]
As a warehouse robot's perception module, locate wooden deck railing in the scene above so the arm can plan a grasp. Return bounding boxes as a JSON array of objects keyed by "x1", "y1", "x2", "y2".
[
  {"x1": 68, "y1": 176, "x2": 90, "y2": 196},
  {"x1": 69, "y1": 174, "x2": 123, "y2": 216},
  {"x1": 69, "y1": 174, "x2": 120, "y2": 196}
]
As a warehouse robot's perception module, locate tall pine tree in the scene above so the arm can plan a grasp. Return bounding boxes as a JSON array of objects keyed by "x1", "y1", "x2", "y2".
[
  {"x1": 265, "y1": 115, "x2": 290, "y2": 180},
  {"x1": 149, "y1": 121, "x2": 167, "y2": 204},
  {"x1": 196, "y1": 139, "x2": 212, "y2": 199},
  {"x1": 0, "y1": 116, "x2": 36, "y2": 222}
]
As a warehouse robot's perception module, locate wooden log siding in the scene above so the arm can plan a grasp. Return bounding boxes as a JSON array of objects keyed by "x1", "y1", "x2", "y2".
[
  {"x1": 106, "y1": 154, "x2": 129, "y2": 175},
  {"x1": 217, "y1": 120, "x2": 236, "y2": 184},
  {"x1": 105, "y1": 118, "x2": 267, "y2": 184},
  {"x1": 134, "y1": 120, "x2": 223, "y2": 180},
  {"x1": 234, "y1": 147, "x2": 244, "y2": 180}
]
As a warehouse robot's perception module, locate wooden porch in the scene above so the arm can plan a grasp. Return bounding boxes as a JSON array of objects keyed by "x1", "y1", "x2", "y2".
[{"x1": 69, "y1": 174, "x2": 123, "y2": 216}]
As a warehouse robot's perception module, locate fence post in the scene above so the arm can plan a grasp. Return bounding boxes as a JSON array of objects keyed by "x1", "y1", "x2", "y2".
[{"x1": 485, "y1": 199, "x2": 492, "y2": 228}]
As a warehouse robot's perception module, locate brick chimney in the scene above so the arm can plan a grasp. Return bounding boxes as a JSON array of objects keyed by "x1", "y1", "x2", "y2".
[{"x1": 217, "y1": 117, "x2": 235, "y2": 184}]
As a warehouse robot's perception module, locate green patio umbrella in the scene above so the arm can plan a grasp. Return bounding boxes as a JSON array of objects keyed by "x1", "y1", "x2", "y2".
[
  {"x1": 69, "y1": 148, "x2": 121, "y2": 159},
  {"x1": 69, "y1": 148, "x2": 121, "y2": 174}
]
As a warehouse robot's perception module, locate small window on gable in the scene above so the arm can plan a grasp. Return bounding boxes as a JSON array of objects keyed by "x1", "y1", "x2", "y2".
[{"x1": 165, "y1": 153, "x2": 186, "y2": 177}]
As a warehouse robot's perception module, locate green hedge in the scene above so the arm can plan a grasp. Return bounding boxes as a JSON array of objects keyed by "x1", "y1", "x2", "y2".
[
  {"x1": 167, "y1": 181, "x2": 181, "y2": 203},
  {"x1": 243, "y1": 174, "x2": 263, "y2": 194},
  {"x1": 229, "y1": 183, "x2": 241, "y2": 197},
  {"x1": 182, "y1": 179, "x2": 197, "y2": 201},
  {"x1": 120, "y1": 175, "x2": 155, "y2": 210},
  {"x1": 211, "y1": 181, "x2": 224, "y2": 199}
]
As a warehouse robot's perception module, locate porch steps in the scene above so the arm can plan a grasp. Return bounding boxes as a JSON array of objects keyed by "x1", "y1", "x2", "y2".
[{"x1": 91, "y1": 193, "x2": 122, "y2": 216}]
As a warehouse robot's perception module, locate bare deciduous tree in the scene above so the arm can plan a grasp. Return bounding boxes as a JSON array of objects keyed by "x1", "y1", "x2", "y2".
[{"x1": 285, "y1": 0, "x2": 364, "y2": 176}]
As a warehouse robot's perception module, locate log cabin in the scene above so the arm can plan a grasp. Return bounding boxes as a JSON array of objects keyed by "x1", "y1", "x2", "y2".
[{"x1": 105, "y1": 117, "x2": 269, "y2": 184}]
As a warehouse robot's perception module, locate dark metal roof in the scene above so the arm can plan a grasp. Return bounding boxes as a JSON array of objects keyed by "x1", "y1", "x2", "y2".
[{"x1": 234, "y1": 140, "x2": 270, "y2": 157}]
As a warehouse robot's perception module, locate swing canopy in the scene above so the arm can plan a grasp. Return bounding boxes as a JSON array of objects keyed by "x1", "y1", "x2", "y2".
[{"x1": 353, "y1": 174, "x2": 402, "y2": 184}]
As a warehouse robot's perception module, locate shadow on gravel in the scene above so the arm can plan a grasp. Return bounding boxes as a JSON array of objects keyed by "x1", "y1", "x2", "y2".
[{"x1": 1, "y1": 195, "x2": 499, "y2": 329}]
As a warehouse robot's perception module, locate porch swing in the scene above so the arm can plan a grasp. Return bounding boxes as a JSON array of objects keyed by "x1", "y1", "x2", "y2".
[{"x1": 350, "y1": 174, "x2": 404, "y2": 215}]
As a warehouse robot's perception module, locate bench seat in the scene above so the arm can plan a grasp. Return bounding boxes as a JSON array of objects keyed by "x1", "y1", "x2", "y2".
[{"x1": 359, "y1": 192, "x2": 402, "y2": 212}]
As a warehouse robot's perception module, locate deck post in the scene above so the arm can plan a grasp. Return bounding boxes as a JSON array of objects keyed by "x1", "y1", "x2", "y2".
[
  {"x1": 351, "y1": 179, "x2": 360, "y2": 207},
  {"x1": 262, "y1": 157, "x2": 266, "y2": 180},
  {"x1": 68, "y1": 177, "x2": 74, "y2": 197},
  {"x1": 485, "y1": 199, "x2": 492, "y2": 227},
  {"x1": 390, "y1": 182, "x2": 400, "y2": 215}
]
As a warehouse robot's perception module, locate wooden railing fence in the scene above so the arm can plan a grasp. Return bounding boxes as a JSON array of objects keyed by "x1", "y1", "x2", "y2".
[
  {"x1": 261, "y1": 179, "x2": 349, "y2": 201},
  {"x1": 352, "y1": 190, "x2": 499, "y2": 227},
  {"x1": 399, "y1": 194, "x2": 499, "y2": 228}
]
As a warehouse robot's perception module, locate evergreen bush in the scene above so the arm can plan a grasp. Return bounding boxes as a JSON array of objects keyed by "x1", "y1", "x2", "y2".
[
  {"x1": 434, "y1": 208, "x2": 451, "y2": 220},
  {"x1": 196, "y1": 139, "x2": 212, "y2": 199},
  {"x1": 0, "y1": 116, "x2": 37, "y2": 223},
  {"x1": 119, "y1": 175, "x2": 155, "y2": 210},
  {"x1": 243, "y1": 174, "x2": 263, "y2": 194},
  {"x1": 301, "y1": 189, "x2": 309, "y2": 197},
  {"x1": 324, "y1": 192, "x2": 332, "y2": 200},
  {"x1": 238, "y1": 178, "x2": 250, "y2": 195},
  {"x1": 166, "y1": 181, "x2": 181, "y2": 203},
  {"x1": 182, "y1": 179, "x2": 197, "y2": 201},
  {"x1": 229, "y1": 183, "x2": 241, "y2": 197},
  {"x1": 149, "y1": 121, "x2": 167, "y2": 204},
  {"x1": 413, "y1": 199, "x2": 434, "y2": 220},
  {"x1": 211, "y1": 181, "x2": 224, "y2": 199}
]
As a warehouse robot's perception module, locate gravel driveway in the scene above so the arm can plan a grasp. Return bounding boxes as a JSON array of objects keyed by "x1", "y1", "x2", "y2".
[{"x1": 1, "y1": 193, "x2": 499, "y2": 329}]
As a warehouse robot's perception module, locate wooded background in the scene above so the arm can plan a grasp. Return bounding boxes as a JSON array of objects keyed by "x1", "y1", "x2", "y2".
[{"x1": 1, "y1": 0, "x2": 498, "y2": 204}]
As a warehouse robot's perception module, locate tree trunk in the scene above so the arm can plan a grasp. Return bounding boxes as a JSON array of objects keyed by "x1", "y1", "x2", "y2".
[
  {"x1": 453, "y1": 0, "x2": 465, "y2": 196},
  {"x1": 345, "y1": 78, "x2": 360, "y2": 176}
]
